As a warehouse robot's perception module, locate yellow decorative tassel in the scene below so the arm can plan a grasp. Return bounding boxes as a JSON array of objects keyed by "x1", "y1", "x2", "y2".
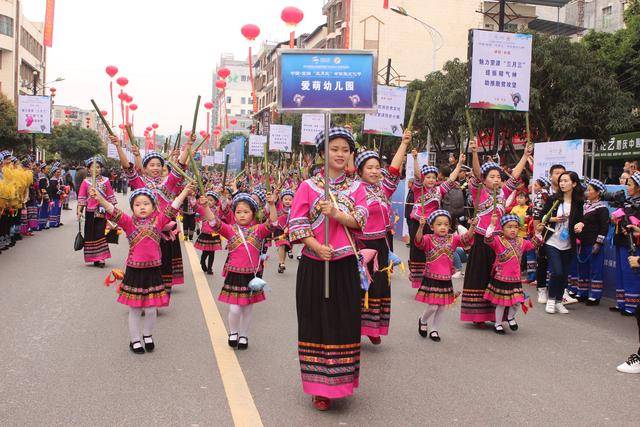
[{"x1": 364, "y1": 291, "x2": 369, "y2": 309}]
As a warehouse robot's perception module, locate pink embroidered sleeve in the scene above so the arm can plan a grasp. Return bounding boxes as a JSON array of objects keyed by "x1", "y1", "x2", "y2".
[
  {"x1": 125, "y1": 168, "x2": 145, "y2": 190},
  {"x1": 77, "y1": 180, "x2": 88, "y2": 207},
  {"x1": 288, "y1": 181, "x2": 314, "y2": 243},
  {"x1": 108, "y1": 208, "x2": 134, "y2": 234},
  {"x1": 350, "y1": 182, "x2": 369, "y2": 230}
]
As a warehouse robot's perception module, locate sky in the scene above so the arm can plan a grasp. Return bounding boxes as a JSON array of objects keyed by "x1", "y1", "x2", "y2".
[{"x1": 22, "y1": 0, "x2": 326, "y2": 136}]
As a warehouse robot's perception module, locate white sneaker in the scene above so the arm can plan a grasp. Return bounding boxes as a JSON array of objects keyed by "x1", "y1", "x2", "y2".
[
  {"x1": 616, "y1": 353, "x2": 640, "y2": 374},
  {"x1": 545, "y1": 299, "x2": 556, "y2": 314},
  {"x1": 563, "y1": 290, "x2": 578, "y2": 305},
  {"x1": 452, "y1": 271, "x2": 462, "y2": 279},
  {"x1": 537, "y1": 287, "x2": 548, "y2": 304},
  {"x1": 555, "y1": 302, "x2": 569, "y2": 314}
]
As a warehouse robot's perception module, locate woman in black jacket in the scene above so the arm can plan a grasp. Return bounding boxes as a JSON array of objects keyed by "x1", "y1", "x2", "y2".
[
  {"x1": 539, "y1": 171, "x2": 584, "y2": 314},
  {"x1": 572, "y1": 179, "x2": 609, "y2": 305}
]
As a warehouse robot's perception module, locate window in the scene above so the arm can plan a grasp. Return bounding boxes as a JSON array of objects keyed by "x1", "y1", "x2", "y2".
[
  {"x1": 505, "y1": 23, "x2": 518, "y2": 33},
  {"x1": 227, "y1": 96, "x2": 232, "y2": 103},
  {"x1": 226, "y1": 109, "x2": 231, "y2": 114},
  {"x1": 602, "y1": 6, "x2": 612, "y2": 28},
  {"x1": 241, "y1": 109, "x2": 246, "y2": 115},
  {"x1": 0, "y1": 15, "x2": 13, "y2": 37},
  {"x1": 241, "y1": 97, "x2": 246, "y2": 104},
  {"x1": 20, "y1": 27, "x2": 43, "y2": 61},
  {"x1": 241, "y1": 75, "x2": 248, "y2": 82}
]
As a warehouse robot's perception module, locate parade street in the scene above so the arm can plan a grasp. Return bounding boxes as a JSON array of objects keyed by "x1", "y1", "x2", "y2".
[{"x1": 0, "y1": 197, "x2": 637, "y2": 427}]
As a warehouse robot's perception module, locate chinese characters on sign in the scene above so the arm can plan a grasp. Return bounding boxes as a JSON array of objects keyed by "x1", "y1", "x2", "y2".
[
  {"x1": 363, "y1": 85, "x2": 407, "y2": 137},
  {"x1": 17, "y1": 95, "x2": 52, "y2": 134},
  {"x1": 268, "y1": 125, "x2": 293, "y2": 152},
  {"x1": 300, "y1": 114, "x2": 324, "y2": 145},
  {"x1": 468, "y1": 30, "x2": 532, "y2": 112},
  {"x1": 249, "y1": 134, "x2": 267, "y2": 157},
  {"x1": 279, "y1": 50, "x2": 376, "y2": 111},
  {"x1": 533, "y1": 140, "x2": 585, "y2": 183},
  {"x1": 595, "y1": 131, "x2": 640, "y2": 159}
]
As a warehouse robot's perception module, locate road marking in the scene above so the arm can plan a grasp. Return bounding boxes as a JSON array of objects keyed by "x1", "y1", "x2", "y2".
[{"x1": 184, "y1": 242, "x2": 263, "y2": 427}]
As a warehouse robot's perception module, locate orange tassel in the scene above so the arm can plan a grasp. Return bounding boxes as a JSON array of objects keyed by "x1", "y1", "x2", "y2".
[
  {"x1": 364, "y1": 291, "x2": 369, "y2": 309},
  {"x1": 104, "y1": 269, "x2": 125, "y2": 287}
]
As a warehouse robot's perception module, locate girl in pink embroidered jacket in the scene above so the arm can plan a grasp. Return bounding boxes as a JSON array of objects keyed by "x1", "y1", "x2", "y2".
[
  {"x1": 202, "y1": 192, "x2": 278, "y2": 351},
  {"x1": 484, "y1": 213, "x2": 544, "y2": 334},
  {"x1": 407, "y1": 150, "x2": 465, "y2": 289},
  {"x1": 110, "y1": 134, "x2": 193, "y2": 290},
  {"x1": 415, "y1": 210, "x2": 476, "y2": 342},
  {"x1": 89, "y1": 183, "x2": 193, "y2": 355},
  {"x1": 460, "y1": 139, "x2": 532, "y2": 324}
]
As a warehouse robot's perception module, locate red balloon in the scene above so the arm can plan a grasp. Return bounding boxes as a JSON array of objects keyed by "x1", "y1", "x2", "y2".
[
  {"x1": 126, "y1": 95, "x2": 133, "y2": 103},
  {"x1": 230, "y1": 118, "x2": 238, "y2": 125},
  {"x1": 118, "y1": 92, "x2": 127, "y2": 101},
  {"x1": 129, "y1": 104, "x2": 138, "y2": 111},
  {"x1": 241, "y1": 24, "x2": 260, "y2": 41},
  {"x1": 116, "y1": 76, "x2": 129, "y2": 87},
  {"x1": 100, "y1": 110, "x2": 108, "y2": 117},
  {"x1": 152, "y1": 123, "x2": 158, "y2": 129},
  {"x1": 217, "y1": 67, "x2": 231, "y2": 79},
  {"x1": 215, "y1": 80, "x2": 227, "y2": 90},
  {"x1": 204, "y1": 102, "x2": 214, "y2": 110},
  {"x1": 106, "y1": 65, "x2": 118, "y2": 78},
  {"x1": 281, "y1": 6, "x2": 304, "y2": 26},
  {"x1": 185, "y1": 131, "x2": 191, "y2": 137}
]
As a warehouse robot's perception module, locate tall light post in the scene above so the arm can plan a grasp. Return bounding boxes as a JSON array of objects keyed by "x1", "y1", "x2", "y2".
[
  {"x1": 390, "y1": 6, "x2": 443, "y2": 73},
  {"x1": 26, "y1": 72, "x2": 65, "y2": 155}
]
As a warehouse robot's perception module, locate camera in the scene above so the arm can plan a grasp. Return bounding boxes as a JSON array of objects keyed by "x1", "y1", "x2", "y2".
[{"x1": 601, "y1": 189, "x2": 627, "y2": 208}]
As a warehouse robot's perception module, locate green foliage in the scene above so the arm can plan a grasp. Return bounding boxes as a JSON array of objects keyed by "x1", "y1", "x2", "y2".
[
  {"x1": 44, "y1": 124, "x2": 104, "y2": 163},
  {"x1": 218, "y1": 131, "x2": 247, "y2": 149},
  {"x1": 0, "y1": 93, "x2": 31, "y2": 154}
]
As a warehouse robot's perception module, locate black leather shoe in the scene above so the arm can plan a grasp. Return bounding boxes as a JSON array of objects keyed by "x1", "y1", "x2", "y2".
[
  {"x1": 585, "y1": 298, "x2": 600, "y2": 306},
  {"x1": 129, "y1": 341, "x2": 145, "y2": 354},
  {"x1": 429, "y1": 331, "x2": 441, "y2": 342},
  {"x1": 418, "y1": 318, "x2": 428, "y2": 338},
  {"x1": 507, "y1": 318, "x2": 519, "y2": 331},
  {"x1": 237, "y1": 336, "x2": 248, "y2": 350},
  {"x1": 143, "y1": 335, "x2": 155, "y2": 352},
  {"x1": 228, "y1": 333, "x2": 238, "y2": 348},
  {"x1": 494, "y1": 324, "x2": 506, "y2": 335}
]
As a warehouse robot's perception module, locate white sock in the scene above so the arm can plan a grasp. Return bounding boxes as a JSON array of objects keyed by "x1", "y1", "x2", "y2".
[
  {"x1": 508, "y1": 305, "x2": 519, "y2": 321},
  {"x1": 431, "y1": 306, "x2": 445, "y2": 332},
  {"x1": 239, "y1": 305, "x2": 253, "y2": 337},
  {"x1": 421, "y1": 304, "x2": 438, "y2": 324},
  {"x1": 142, "y1": 308, "x2": 157, "y2": 337},
  {"x1": 128, "y1": 308, "x2": 143, "y2": 342},
  {"x1": 495, "y1": 305, "x2": 506, "y2": 327},
  {"x1": 228, "y1": 304, "x2": 241, "y2": 335}
]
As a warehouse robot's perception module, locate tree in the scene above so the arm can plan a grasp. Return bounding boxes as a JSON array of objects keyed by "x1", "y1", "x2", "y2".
[
  {"x1": 44, "y1": 125, "x2": 104, "y2": 163},
  {"x1": 218, "y1": 131, "x2": 246, "y2": 149},
  {"x1": 0, "y1": 93, "x2": 30, "y2": 154}
]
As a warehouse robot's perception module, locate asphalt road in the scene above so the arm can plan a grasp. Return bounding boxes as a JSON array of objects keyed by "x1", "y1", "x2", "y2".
[{"x1": 1, "y1": 195, "x2": 637, "y2": 426}]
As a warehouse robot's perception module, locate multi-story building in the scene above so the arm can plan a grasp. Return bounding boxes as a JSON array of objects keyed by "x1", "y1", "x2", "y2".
[
  {"x1": 213, "y1": 53, "x2": 254, "y2": 134},
  {"x1": 52, "y1": 105, "x2": 106, "y2": 133},
  {"x1": 537, "y1": 0, "x2": 631, "y2": 33},
  {"x1": 0, "y1": 0, "x2": 46, "y2": 104}
]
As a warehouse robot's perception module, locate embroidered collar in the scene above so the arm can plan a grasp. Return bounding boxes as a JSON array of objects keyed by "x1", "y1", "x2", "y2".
[
  {"x1": 133, "y1": 213, "x2": 157, "y2": 227},
  {"x1": 584, "y1": 199, "x2": 605, "y2": 214}
]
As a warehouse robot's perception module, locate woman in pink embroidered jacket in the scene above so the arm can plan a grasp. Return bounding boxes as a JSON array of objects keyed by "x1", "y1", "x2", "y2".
[
  {"x1": 288, "y1": 127, "x2": 368, "y2": 411},
  {"x1": 352, "y1": 129, "x2": 410, "y2": 345},
  {"x1": 460, "y1": 139, "x2": 532, "y2": 324},
  {"x1": 484, "y1": 213, "x2": 544, "y2": 334},
  {"x1": 110, "y1": 134, "x2": 193, "y2": 290},
  {"x1": 407, "y1": 149, "x2": 465, "y2": 288},
  {"x1": 415, "y1": 210, "x2": 476, "y2": 342},
  {"x1": 202, "y1": 192, "x2": 278, "y2": 351},
  {"x1": 89, "y1": 183, "x2": 193, "y2": 355},
  {"x1": 77, "y1": 155, "x2": 117, "y2": 267}
]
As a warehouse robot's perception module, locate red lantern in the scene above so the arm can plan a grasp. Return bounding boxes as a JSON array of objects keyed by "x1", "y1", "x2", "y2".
[
  {"x1": 118, "y1": 92, "x2": 127, "y2": 101},
  {"x1": 118, "y1": 124, "x2": 125, "y2": 129},
  {"x1": 106, "y1": 65, "x2": 118, "y2": 78},
  {"x1": 101, "y1": 110, "x2": 108, "y2": 117},
  {"x1": 213, "y1": 129, "x2": 221, "y2": 136},
  {"x1": 199, "y1": 130, "x2": 207, "y2": 137},
  {"x1": 281, "y1": 6, "x2": 304, "y2": 26},
  {"x1": 126, "y1": 95, "x2": 133, "y2": 103},
  {"x1": 230, "y1": 118, "x2": 238, "y2": 125},
  {"x1": 217, "y1": 67, "x2": 231, "y2": 79},
  {"x1": 215, "y1": 80, "x2": 227, "y2": 90},
  {"x1": 146, "y1": 126, "x2": 152, "y2": 132},
  {"x1": 129, "y1": 104, "x2": 138, "y2": 111},
  {"x1": 152, "y1": 123, "x2": 158, "y2": 129},
  {"x1": 116, "y1": 76, "x2": 129, "y2": 87},
  {"x1": 49, "y1": 87, "x2": 56, "y2": 93},
  {"x1": 185, "y1": 131, "x2": 191, "y2": 137},
  {"x1": 204, "y1": 102, "x2": 214, "y2": 110},
  {"x1": 63, "y1": 109, "x2": 71, "y2": 115},
  {"x1": 53, "y1": 120, "x2": 60, "y2": 126},
  {"x1": 241, "y1": 24, "x2": 260, "y2": 41}
]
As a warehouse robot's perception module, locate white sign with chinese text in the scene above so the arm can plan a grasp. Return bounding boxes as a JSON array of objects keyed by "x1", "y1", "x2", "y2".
[
  {"x1": 201, "y1": 155, "x2": 214, "y2": 166},
  {"x1": 107, "y1": 144, "x2": 118, "y2": 159},
  {"x1": 268, "y1": 124, "x2": 293, "y2": 152},
  {"x1": 469, "y1": 30, "x2": 532, "y2": 112},
  {"x1": 363, "y1": 85, "x2": 407, "y2": 137},
  {"x1": 214, "y1": 151, "x2": 225, "y2": 164},
  {"x1": 533, "y1": 139, "x2": 585, "y2": 183},
  {"x1": 300, "y1": 114, "x2": 324, "y2": 145},
  {"x1": 17, "y1": 95, "x2": 52, "y2": 134},
  {"x1": 249, "y1": 134, "x2": 267, "y2": 157}
]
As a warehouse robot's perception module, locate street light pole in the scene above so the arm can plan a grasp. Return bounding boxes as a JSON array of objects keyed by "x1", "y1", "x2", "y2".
[
  {"x1": 32, "y1": 71, "x2": 38, "y2": 156},
  {"x1": 390, "y1": 6, "x2": 443, "y2": 73}
]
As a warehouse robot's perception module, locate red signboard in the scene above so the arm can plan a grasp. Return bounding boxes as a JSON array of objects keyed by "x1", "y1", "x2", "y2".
[{"x1": 44, "y1": 0, "x2": 55, "y2": 47}]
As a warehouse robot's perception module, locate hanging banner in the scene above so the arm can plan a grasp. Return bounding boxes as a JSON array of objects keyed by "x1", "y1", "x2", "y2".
[
  {"x1": 226, "y1": 136, "x2": 245, "y2": 171},
  {"x1": 468, "y1": 29, "x2": 532, "y2": 111},
  {"x1": 249, "y1": 134, "x2": 267, "y2": 157},
  {"x1": 17, "y1": 95, "x2": 52, "y2": 134},
  {"x1": 214, "y1": 151, "x2": 225, "y2": 164},
  {"x1": 363, "y1": 85, "x2": 407, "y2": 137},
  {"x1": 43, "y1": 0, "x2": 55, "y2": 47},
  {"x1": 533, "y1": 139, "x2": 585, "y2": 182},
  {"x1": 278, "y1": 49, "x2": 377, "y2": 113},
  {"x1": 595, "y1": 131, "x2": 640, "y2": 159},
  {"x1": 300, "y1": 114, "x2": 324, "y2": 145},
  {"x1": 107, "y1": 144, "x2": 118, "y2": 159},
  {"x1": 269, "y1": 124, "x2": 293, "y2": 152}
]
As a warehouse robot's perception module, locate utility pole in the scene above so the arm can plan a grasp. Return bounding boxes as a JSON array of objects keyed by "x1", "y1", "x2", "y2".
[{"x1": 32, "y1": 71, "x2": 38, "y2": 156}]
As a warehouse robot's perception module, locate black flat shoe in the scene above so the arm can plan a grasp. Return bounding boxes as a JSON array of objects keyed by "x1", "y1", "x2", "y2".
[
  {"x1": 201, "y1": 262, "x2": 207, "y2": 272},
  {"x1": 507, "y1": 318, "x2": 518, "y2": 331},
  {"x1": 277, "y1": 264, "x2": 285, "y2": 274},
  {"x1": 418, "y1": 318, "x2": 428, "y2": 338},
  {"x1": 621, "y1": 310, "x2": 634, "y2": 317},
  {"x1": 585, "y1": 298, "x2": 600, "y2": 306},
  {"x1": 494, "y1": 324, "x2": 506, "y2": 335},
  {"x1": 429, "y1": 331, "x2": 441, "y2": 342},
  {"x1": 609, "y1": 306, "x2": 620, "y2": 312},
  {"x1": 576, "y1": 296, "x2": 587, "y2": 303},
  {"x1": 237, "y1": 336, "x2": 248, "y2": 350},
  {"x1": 287, "y1": 251, "x2": 293, "y2": 259},
  {"x1": 206, "y1": 269, "x2": 213, "y2": 275},
  {"x1": 143, "y1": 335, "x2": 155, "y2": 352},
  {"x1": 129, "y1": 341, "x2": 145, "y2": 354},
  {"x1": 228, "y1": 333, "x2": 238, "y2": 348}
]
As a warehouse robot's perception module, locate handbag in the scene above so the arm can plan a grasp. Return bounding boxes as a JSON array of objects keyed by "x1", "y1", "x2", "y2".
[{"x1": 74, "y1": 220, "x2": 84, "y2": 251}]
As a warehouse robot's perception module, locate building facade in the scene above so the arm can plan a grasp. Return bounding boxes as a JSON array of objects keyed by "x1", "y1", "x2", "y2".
[
  {"x1": 213, "y1": 53, "x2": 254, "y2": 134},
  {"x1": 537, "y1": 0, "x2": 630, "y2": 33},
  {"x1": 0, "y1": 0, "x2": 46, "y2": 104}
]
